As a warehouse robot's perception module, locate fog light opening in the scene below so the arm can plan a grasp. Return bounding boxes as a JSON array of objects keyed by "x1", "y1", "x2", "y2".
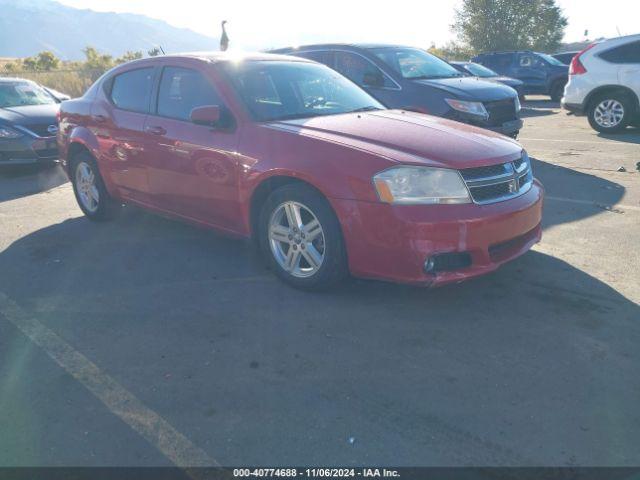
[{"x1": 424, "y1": 257, "x2": 436, "y2": 274}]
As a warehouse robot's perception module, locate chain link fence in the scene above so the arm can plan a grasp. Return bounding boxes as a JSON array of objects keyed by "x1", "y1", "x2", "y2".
[{"x1": 0, "y1": 69, "x2": 105, "y2": 98}]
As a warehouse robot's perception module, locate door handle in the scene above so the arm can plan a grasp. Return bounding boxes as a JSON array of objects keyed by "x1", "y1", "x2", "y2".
[
  {"x1": 146, "y1": 125, "x2": 166, "y2": 136},
  {"x1": 92, "y1": 114, "x2": 107, "y2": 123}
]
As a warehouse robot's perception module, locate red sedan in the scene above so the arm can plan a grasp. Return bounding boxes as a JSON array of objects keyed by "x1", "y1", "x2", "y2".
[{"x1": 58, "y1": 53, "x2": 543, "y2": 289}]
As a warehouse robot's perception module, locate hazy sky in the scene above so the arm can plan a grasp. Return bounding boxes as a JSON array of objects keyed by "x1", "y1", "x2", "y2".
[{"x1": 57, "y1": 0, "x2": 639, "y2": 50}]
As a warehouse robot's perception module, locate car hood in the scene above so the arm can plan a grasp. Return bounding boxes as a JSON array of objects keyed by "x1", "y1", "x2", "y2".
[
  {"x1": 0, "y1": 103, "x2": 59, "y2": 127},
  {"x1": 490, "y1": 76, "x2": 524, "y2": 87},
  {"x1": 412, "y1": 76, "x2": 516, "y2": 102},
  {"x1": 268, "y1": 109, "x2": 522, "y2": 168}
]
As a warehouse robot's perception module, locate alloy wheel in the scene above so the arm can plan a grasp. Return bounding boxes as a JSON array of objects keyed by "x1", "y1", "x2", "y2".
[
  {"x1": 75, "y1": 161, "x2": 100, "y2": 213},
  {"x1": 268, "y1": 201, "x2": 325, "y2": 278},
  {"x1": 594, "y1": 99, "x2": 624, "y2": 128}
]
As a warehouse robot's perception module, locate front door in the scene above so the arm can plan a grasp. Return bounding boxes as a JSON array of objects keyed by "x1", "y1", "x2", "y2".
[{"x1": 144, "y1": 65, "x2": 241, "y2": 230}]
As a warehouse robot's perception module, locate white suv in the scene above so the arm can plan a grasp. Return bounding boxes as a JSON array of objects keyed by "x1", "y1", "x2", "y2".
[{"x1": 562, "y1": 34, "x2": 640, "y2": 133}]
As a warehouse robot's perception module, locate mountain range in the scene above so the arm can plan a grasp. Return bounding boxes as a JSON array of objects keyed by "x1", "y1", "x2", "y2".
[{"x1": 0, "y1": 0, "x2": 217, "y2": 59}]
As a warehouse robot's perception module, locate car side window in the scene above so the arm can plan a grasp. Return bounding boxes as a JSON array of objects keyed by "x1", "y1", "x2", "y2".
[
  {"x1": 334, "y1": 52, "x2": 394, "y2": 88},
  {"x1": 483, "y1": 54, "x2": 511, "y2": 70},
  {"x1": 600, "y1": 41, "x2": 640, "y2": 64},
  {"x1": 110, "y1": 68, "x2": 154, "y2": 113},
  {"x1": 156, "y1": 67, "x2": 224, "y2": 121},
  {"x1": 520, "y1": 55, "x2": 544, "y2": 68},
  {"x1": 519, "y1": 55, "x2": 532, "y2": 67},
  {"x1": 298, "y1": 51, "x2": 335, "y2": 68}
]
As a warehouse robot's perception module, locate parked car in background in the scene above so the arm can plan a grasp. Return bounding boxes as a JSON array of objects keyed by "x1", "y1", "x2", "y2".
[
  {"x1": 44, "y1": 87, "x2": 71, "y2": 102},
  {"x1": 472, "y1": 51, "x2": 569, "y2": 101},
  {"x1": 272, "y1": 44, "x2": 523, "y2": 138},
  {"x1": 0, "y1": 77, "x2": 60, "y2": 166},
  {"x1": 57, "y1": 53, "x2": 543, "y2": 289},
  {"x1": 552, "y1": 51, "x2": 579, "y2": 65},
  {"x1": 449, "y1": 61, "x2": 524, "y2": 97},
  {"x1": 563, "y1": 34, "x2": 640, "y2": 133}
]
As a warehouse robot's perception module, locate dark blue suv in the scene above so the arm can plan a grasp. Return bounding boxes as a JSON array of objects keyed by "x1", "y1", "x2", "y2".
[
  {"x1": 472, "y1": 51, "x2": 569, "y2": 101},
  {"x1": 272, "y1": 44, "x2": 523, "y2": 137}
]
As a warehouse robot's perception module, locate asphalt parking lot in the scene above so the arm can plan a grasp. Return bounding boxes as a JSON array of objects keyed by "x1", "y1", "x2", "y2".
[{"x1": 1, "y1": 98, "x2": 639, "y2": 467}]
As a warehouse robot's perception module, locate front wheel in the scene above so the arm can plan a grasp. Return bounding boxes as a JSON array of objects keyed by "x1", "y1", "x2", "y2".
[
  {"x1": 588, "y1": 93, "x2": 632, "y2": 133},
  {"x1": 258, "y1": 184, "x2": 348, "y2": 290},
  {"x1": 550, "y1": 81, "x2": 565, "y2": 102}
]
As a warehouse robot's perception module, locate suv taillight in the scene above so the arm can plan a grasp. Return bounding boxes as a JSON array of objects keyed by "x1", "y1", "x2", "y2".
[{"x1": 569, "y1": 44, "x2": 595, "y2": 76}]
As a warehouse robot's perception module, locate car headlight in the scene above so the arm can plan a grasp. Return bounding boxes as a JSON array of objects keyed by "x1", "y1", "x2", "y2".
[
  {"x1": 444, "y1": 98, "x2": 488, "y2": 119},
  {"x1": 373, "y1": 166, "x2": 471, "y2": 205},
  {"x1": 514, "y1": 95, "x2": 521, "y2": 112},
  {"x1": 0, "y1": 125, "x2": 24, "y2": 139}
]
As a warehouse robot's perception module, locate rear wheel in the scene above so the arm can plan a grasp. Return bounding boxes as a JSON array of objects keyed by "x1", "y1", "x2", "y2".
[
  {"x1": 70, "y1": 152, "x2": 121, "y2": 220},
  {"x1": 587, "y1": 92, "x2": 633, "y2": 133},
  {"x1": 550, "y1": 80, "x2": 566, "y2": 102},
  {"x1": 258, "y1": 183, "x2": 348, "y2": 290}
]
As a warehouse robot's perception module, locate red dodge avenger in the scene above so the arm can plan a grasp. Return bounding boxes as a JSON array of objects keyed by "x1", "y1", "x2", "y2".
[{"x1": 58, "y1": 53, "x2": 543, "y2": 289}]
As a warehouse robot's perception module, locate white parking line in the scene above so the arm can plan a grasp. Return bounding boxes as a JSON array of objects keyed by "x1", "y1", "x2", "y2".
[
  {"x1": 520, "y1": 137, "x2": 639, "y2": 145},
  {"x1": 546, "y1": 195, "x2": 640, "y2": 212},
  {"x1": 0, "y1": 292, "x2": 217, "y2": 471}
]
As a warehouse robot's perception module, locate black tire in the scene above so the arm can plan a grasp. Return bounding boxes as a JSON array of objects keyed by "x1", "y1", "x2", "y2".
[
  {"x1": 258, "y1": 183, "x2": 348, "y2": 290},
  {"x1": 587, "y1": 92, "x2": 633, "y2": 133},
  {"x1": 550, "y1": 80, "x2": 566, "y2": 102},
  {"x1": 70, "y1": 151, "x2": 121, "y2": 221}
]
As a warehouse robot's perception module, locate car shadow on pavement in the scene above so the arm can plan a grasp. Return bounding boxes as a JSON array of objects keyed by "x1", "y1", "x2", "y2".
[
  {"x1": 598, "y1": 127, "x2": 640, "y2": 145},
  {"x1": 0, "y1": 164, "x2": 68, "y2": 202},
  {"x1": 0, "y1": 204, "x2": 639, "y2": 465},
  {"x1": 520, "y1": 99, "x2": 559, "y2": 119}
]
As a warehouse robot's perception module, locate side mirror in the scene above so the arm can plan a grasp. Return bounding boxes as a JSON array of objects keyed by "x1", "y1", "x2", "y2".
[
  {"x1": 190, "y1": 105, "x2": 221, "y2": 126},
  {"x1": 362, "y1": 71, "x2": 384, "y2": 88}
]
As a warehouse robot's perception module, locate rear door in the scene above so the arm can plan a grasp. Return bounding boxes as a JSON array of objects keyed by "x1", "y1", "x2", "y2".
[
  {"x1": 143, "y1": 63, "x2": 242, "y2": 229},
  {"x1": 602, "y1": 40, "x2": 640, "y2": 100},
  {"x1": 91, "y1": 66, "x2": 156, "y2": 202},
  {"x1": 514, "y1": 53, "x2": 547, "y2": 94}
]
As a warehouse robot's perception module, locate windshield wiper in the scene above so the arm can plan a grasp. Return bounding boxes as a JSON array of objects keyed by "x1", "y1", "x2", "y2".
[
  {"x1": 270, "y1": 113, "x2": 317, "y2": 121},
  {"x1": 347, "y1": 106, "x2": 383, "y2": 113}
]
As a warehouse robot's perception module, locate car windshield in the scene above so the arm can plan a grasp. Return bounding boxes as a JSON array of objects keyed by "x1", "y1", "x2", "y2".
[
  {"x1": 537, "y1": 53, "x2": 565, "y2": 66},
  {"x1": 463, "y1": 62, "x2": 498, "y2": 77},
  {"x1": 0, "y1": 81, "x2": 56, "y2": 108},
  {"x1": 220, "y1": 60, "x2": 384, "y2": 122},
  {"x1": 371, "y1": 47, "x2": 464, "y2": 79}
]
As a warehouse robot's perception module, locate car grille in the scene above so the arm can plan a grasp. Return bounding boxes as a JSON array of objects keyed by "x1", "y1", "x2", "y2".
[
  {"x1": 459, "y1": 153, "x2": 533, "y2": 204},
  {"x1": 484, "y1": 98, "x2": 517, "y2": 126},
  {"x1": 21, "y1": 124, "x2": 57, "y2": 137}
]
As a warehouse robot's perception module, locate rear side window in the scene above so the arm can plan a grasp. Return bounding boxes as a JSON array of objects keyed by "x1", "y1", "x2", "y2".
[
  {"x1": 157, "y1": 67, "x2": 223, "y2": 121},
  {"x1": 298, "y1": 51, "x2": 335, "y2": 68},
  {"x1": 600, "y1": 41, "x2": 640, "y2": 64},
  {"x1": 482, "y1": 54, "x2": 512, "y2": 70},
  {"x1": 110, "y1": 68, "x2": 154, "y2": 113}
]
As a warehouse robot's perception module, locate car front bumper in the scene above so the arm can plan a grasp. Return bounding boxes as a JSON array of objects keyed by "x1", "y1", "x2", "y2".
[
  {"x1": 0, "y1": 135, "x2": 59, "y2": 166},
  {"x1": 453, "y1": 112, "x2": 523, "y2": 137},
  {"x1": 331, "y1": 179, "x2": 544, "y2": 286}
]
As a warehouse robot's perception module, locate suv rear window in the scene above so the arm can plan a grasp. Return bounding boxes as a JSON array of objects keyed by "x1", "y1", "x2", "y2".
[
  {"x1": 110, "y1": 68, "x2": 154, "y2": 113},
  {"x1": 480, "y1": 54, "x2": 512, "y2": 70},
  {"x1": 600, "y1": 41, "x2": 640, "y2": 64}
]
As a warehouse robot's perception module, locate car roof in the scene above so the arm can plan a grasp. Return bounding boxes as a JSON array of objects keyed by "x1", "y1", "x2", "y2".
[
  {"x1": 0, "y1": 77, "x2": 36, "y2": 84},
  {"x1": 178, "y1": 51, "x2": 313, "y2": 63},
  {"x1": 271, "y1": 43, "x2": 413, "y2": 53},
  {"x1": 113, "y1": 51, "x2": 315, "y2": 69},
  {"x1": 475, "y1": 51, "x2": 535, "y2": 56}
]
